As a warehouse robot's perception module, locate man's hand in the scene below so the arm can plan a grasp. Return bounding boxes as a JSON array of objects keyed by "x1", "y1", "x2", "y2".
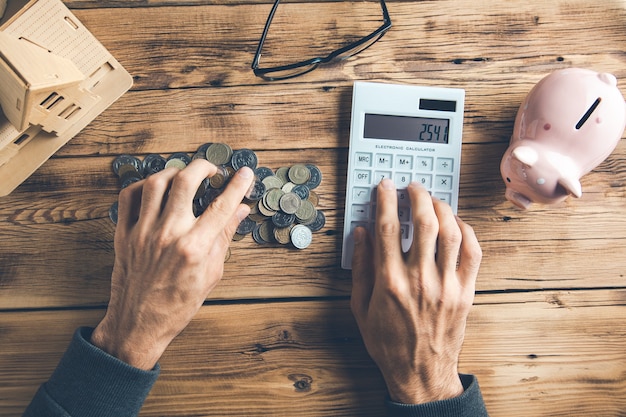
[
  {"x1": 91, "y1": 159, "x2": 254, "y2": 370},
  {"x1": 351, "y1": 179, "x2": 482, "y2": 404}
]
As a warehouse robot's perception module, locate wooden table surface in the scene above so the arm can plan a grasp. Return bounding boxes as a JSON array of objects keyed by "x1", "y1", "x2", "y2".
[{"x1": 1, "y1": 0, "x2": 625, "y2": 416}]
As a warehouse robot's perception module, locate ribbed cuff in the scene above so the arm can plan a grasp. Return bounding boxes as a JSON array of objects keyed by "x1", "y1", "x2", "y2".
[
  {"x1": 24, "y1": 327, "x2": 160, "y2": 417},
  {"x1": 385, "y1": 374, "x2": 489, "y2": 417}
]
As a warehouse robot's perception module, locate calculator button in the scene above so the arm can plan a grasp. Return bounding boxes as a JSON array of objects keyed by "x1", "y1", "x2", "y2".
[
  {"x1": 416, "y1": 157, "x2": 433, "y2": 171},
  {"x1": 400, "y1": 224, "x2": 410, "y2": 240},
  {"x1": 395, "y1": 155, "x2": 413, "y2": 169},
  {"x1": 397, "y1": 189, "x2": 409, "y2": 204},
  {"x1": 355, "y1": 152, "x2": 372, "y2": 167},
  {"x1": 398, "y1": 207, "x2": 410, "y2": 222},
  {"x1": 354, "y1": 170, "x2": 372, "y2": 184},
  {"x1": 414, "y1": 173, "x2": 432, "y2": 188},
  {"x1": 352, "y1": 187, "x2": 371, "y2": 203},
  {"x1": 435, "y1": 175, "x2": 453, "y2": 190},
  {"x1": 375, "y1": 154, "x2": 393, "y2": 168},
  {"x1": 434, "y1": 192, "x2": 452, "y2": 205},
  {"x1": 351, "y1": 205, "x2": 370, "y2": 220},
  {"x1": 394, "y1": 172, "x2": 412, "y2": 188},
  {"x1": 436, "y1": 158, "x2": 453, "y2": 173},
  {"x1": 374, "y1": 171, "x2": 392, "y2": 184}
]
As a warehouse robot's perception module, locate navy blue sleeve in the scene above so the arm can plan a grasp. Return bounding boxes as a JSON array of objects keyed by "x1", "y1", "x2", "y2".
[
  {"x1": 385, "y1": 374, "x2": 489, "y2": 417},
  {"x1": 23, "y1": 327, "x2": 160, "y2": 417}
]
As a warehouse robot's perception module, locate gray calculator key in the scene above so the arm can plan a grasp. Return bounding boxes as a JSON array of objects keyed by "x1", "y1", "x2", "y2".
[
  {"x1": 354, "y1": 170, "x2": 372, "y2": 184},
  {"x1": 355, "y1": 152, "x2": 373, "y2": 167}
]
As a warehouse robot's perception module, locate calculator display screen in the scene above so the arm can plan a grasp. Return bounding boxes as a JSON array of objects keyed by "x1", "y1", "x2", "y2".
[{"x1": 363, "y1": 113, "x2": 449, "y2": 144}]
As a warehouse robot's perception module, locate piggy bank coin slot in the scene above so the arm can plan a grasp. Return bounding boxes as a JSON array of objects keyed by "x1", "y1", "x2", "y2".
[{"x1": 576, "y1": 97, "x2": 601, "y2": 130}]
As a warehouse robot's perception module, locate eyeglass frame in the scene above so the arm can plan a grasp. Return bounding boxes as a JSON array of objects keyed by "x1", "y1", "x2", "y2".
[{"x1": 251, "y1": 0, "x2": 392, "y2": 81}]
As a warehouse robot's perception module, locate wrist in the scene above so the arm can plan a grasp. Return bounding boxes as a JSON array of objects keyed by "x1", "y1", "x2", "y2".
[
  {"x1": 385, "y1": 371, "x2": 464, "y2": 404},
  {"x1": 91, "y1": 321, "x2": 164, "y2": 371}
]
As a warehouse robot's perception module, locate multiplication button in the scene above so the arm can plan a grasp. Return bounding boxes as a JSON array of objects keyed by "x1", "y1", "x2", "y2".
[{"x1": 435, "y1": 175, "x2": 453, "y2": 190}]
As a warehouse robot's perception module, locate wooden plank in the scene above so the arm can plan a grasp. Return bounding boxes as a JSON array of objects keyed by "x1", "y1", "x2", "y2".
[
  {"x1": 1, "y1": 143, "x2": 625, "y2": 308},
  {"x1": 0, "y1": 290, "x2": 624, "y2": 416},
  {"x1": 61, "y1": 1, "x2": 626, "y2": 92}
]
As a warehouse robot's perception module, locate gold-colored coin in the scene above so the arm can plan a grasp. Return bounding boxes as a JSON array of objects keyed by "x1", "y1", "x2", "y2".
[
  {"x1": 295, "y1": 200, "x2": 316, "y2": 223},
  {"x1": 206, "y1": 143, "x2": 233, "y2": 165},
  {"x1": 232, "y1": 233, "x2": 245, "y2": 241},
  {"x1": 164, "y1": 158, "x2": 187, "y2": 170},
  {"x1": 281, "y1": 182, "x2": 295, "y2": 192},
  {"x1": 275, "y1": 166, "x2": 290, "y2": 184},
  {"x1": 259, "y1": 221, "x2": 275, "y2": 243},
  {"x1": 209, "y1": 173, "x2": 226, "y2": 188},
  {"x1": 288, "y1": 164, "x2": 310, "y2": 185},
  {"x1": 279, "y1": 192, "x2": 301, "y2": 214},
  {"x1": 117, "y1": 163, "x2": 139, "y2": 177},
  {"x1": 307, "y1": 190, "x2": 319, "y2": 206},
  {"x1": 262, "y1": 175, "x2": 283, "y2": 190},
  {"x1": 264, "y1": 188, "x2": 284, "y2": 211},
  {"x1": 258, "y1": 201, "x2": 276, "y2": 217},
  {"x1": 273, "y1": 225, "x2": 293, "y2": 245}
]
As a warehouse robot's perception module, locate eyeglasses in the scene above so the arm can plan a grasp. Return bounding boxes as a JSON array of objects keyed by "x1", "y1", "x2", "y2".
[{"x1": 251, "y1": 0, "x2": 392, "y2": 81}]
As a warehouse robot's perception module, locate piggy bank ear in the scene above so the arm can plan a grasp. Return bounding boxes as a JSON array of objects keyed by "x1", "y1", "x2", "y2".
[
  {"x1": 512, "y1": 146, "x2": 539, "y2": 166},
  {"x1": 558, "y1": 176, "x2": 582, "y2": 198}
]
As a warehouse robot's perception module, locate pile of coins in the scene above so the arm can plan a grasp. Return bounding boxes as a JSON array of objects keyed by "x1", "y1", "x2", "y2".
[{"x1": 110, "y1": 143, "x2": 325, "y2": 250}]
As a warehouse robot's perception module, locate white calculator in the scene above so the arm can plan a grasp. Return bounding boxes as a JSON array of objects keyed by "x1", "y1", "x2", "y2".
[{"x1": 341, "y1": 81, "x2": 465, "y2": 269}]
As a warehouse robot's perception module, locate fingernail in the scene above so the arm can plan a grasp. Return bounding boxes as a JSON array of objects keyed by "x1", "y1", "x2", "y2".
[
  {"x1": 238, "y1": 167, "x2": 253, "y2": 179},
  {"x1": 380, "y1": 178, "x2": 394, "y2": 190},
  {"x1": 353, "y1": 226, "x2": 365, "y2": 244}
]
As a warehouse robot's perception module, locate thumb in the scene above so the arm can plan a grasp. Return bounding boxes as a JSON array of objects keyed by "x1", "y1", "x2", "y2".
[{"x1": 351, "y1": 226, "x2": 375, "y2": 321}]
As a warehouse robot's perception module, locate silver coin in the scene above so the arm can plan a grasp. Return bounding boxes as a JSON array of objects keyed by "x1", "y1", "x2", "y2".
[
  {"x1": 290, "y1": 224, "x2": 313, "y2": 249},
  {"x1": 305, "y1": 164, "x2": 322, "y2": 189},
  {"x1": 142, "y1": 154, "x2": 166, "y2": 176},
  {"x1": 236, "y1": 217, "x2": 257, "y2": 235},
  {"x1": 291, "y1": 184, "x2": 310, "y2": 200},
  {"x1": 246, "y1": 179, "x2": 266, "y2": 202},
  {"x1": 164, "y1": 158, "x2": 187, "y2": 170},
  {"x1": 254, "y1": 167, "x2": 274, "y2": 181},
  {"x1": 167, "y1": 152, "x2": 192, "y2": 165},
  {"x1": 113, "y1": 154, "x2": 141, "y2": 176},
  {"x1": 272, "y1": 211, "x2": 295, "y2": 228},
  {"x1": 279, "y1": 192, "x2": 301, "y2": 214},
  {"x1": 109, "y1": 201, "x2": 118, "y2": 224},
  {"x1": 206, "y1": 143, "x2": 233, "y2": 165},
  {"x1": 306, "y1": 210, "x2": 326, "y2": 232},
  {"x1": 231, "y1": 148, "x2": 258, "y2": 171}
]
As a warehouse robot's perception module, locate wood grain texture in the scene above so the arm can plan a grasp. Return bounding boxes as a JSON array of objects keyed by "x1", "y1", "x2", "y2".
[
  {"x1": 1, "y1": 0, "x2": 625, "y2": 416},
  {"x1": 0, "y1": 142, "x2": 625, "y2": 308},
  {"x1": 0, "y1": 291, "x2": 625, "y2": 417}
]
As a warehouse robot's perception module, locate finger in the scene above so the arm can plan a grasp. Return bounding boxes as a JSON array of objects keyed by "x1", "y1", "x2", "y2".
[
  {"x1": 205, "y1": 203, "x2": 251, "y2": 266},
  {"x1": 405, "y1": 182, "x2": 439, "y2": 265},
  {"x1": 138, "y1": 167, "x2": 184, "y2": 226},
  {"x1": 455, "y1": 216, "x2": 482, "y2": 288},
  {"x1": 116, "y1": 180, "x2": 144, "y2": 233},
  {"x1": 432, "y1": 198, "x2": 462, "y2": 274},
  {"x1": 163, "y1": 160, "x2": 218, "y2": 218},
  {"x1": 197, "y1": 167, "x2": 254, "y2": 236},
  {"x1": 374, "y1": 179, "x2": 403, "y2": 273},
  {"x1": 351, "y1": 226, "x2": 375, "y2": 321}
]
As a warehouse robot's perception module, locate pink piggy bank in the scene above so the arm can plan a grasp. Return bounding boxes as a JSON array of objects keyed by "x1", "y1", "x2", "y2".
[{"x1": 500, "y1": 68, "x2": 626, "y2": 209}]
